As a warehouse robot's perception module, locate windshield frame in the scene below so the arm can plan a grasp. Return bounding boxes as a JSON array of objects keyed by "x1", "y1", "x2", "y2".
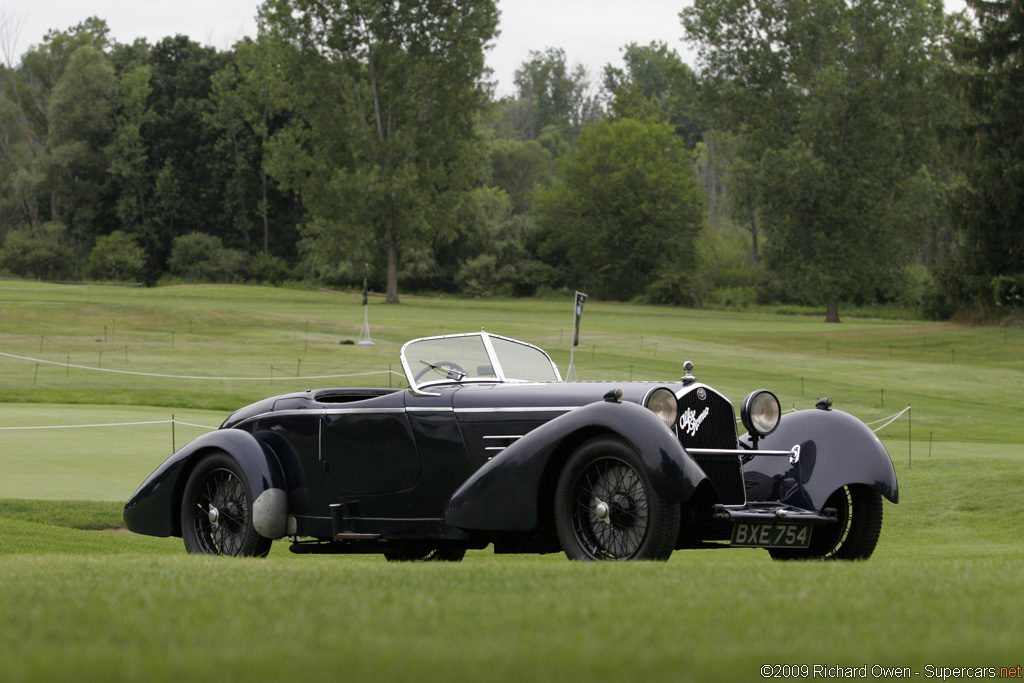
[{"x1": 400, "y1": 331, "x2": 562, "y2": 395}]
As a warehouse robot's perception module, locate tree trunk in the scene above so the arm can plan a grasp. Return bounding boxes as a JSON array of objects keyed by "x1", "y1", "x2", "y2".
[
  {"x1": 825, "y1": 291, "x2": 841, "y2": 323},
  {"x1": 749, "y1": 215, "x2": 759, "y2": 263},
  {"x1": 384, "y1": 201, "x2": 400, "y2": 304}
]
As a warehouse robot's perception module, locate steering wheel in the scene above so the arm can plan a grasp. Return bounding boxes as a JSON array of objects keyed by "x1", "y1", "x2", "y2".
[{"x1": 414, "y1": 360, "x2": 466, "y2": 382}]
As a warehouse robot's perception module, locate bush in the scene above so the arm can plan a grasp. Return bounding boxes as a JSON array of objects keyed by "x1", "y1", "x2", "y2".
[
  {"x1": 86, "y1": 231, "x2": 145, "y2": 282},
  {"x1": 707, "y1": 286, "x2": 757, "y2": 309},
  {"x1": 991, "y1": 274, "x2": 1024, "y2": 310},
  {"x1": 167, "y1": 232, "x2": 245, "y2": 283},
  {"x1": 0, "y1": 224, "x2": 75, "y2": 280},
  {"x1": 456, "y1": 254, "x2": 515, "y2": 298},
  {"x1": 248, "y1": 253, "x2": 291, "y2": 285}
]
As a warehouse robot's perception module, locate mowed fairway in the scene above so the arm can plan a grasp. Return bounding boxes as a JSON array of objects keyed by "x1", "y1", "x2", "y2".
[{"x1": 2, "y1": 280, "x2": 1023, "y2": 682}]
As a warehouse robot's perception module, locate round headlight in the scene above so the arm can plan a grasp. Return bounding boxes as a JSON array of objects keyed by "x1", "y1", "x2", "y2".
[
  {"x1": 741, "y1": 390, "x2": 781, "y2": 438},
  {"x1": 646, "y1": 388, "x2": 678, "y2": 428}
]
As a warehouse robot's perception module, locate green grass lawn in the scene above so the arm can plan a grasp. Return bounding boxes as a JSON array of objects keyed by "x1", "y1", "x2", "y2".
[{"x1": 1, "y1": 280, "x2": 1023, "y2": 681}]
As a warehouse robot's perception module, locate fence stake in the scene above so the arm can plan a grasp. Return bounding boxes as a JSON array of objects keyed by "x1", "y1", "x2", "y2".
[
  {"x1": 908, "y1": 406, "x2": 913, "y2": 469},
  {"x1": 172, "y1": 414, "x2": 176, "y2": 454}
]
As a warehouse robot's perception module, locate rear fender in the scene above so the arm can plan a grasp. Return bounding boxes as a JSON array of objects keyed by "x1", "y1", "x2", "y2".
[
  {"x1": 123, "y1": 429, "x2": 288, "y2": 539},
  {"x1": 445, "y1": 400, "x2": 707, "y2": 531},
  {"x1": 741, "y1": 407, "x2": 899, "y2": 510}
]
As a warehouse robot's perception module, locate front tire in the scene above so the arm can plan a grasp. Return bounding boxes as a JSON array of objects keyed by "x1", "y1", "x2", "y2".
[
  {"x1": 555, "y1": 435, "x2": 680, "y2": 561},
  {"x1": 181, "y1": 451, "x2": 272, "y2": 557},
  {"x1": 769, "y1": 485, "x2": 883, "y2": 561}
]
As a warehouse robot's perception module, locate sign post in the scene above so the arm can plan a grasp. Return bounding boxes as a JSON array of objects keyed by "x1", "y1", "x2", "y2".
[{"x1": 565, "y1": 291, "x2": 587, "y2": 380}]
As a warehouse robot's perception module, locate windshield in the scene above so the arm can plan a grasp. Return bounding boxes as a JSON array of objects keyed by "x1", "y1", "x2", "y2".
[{"x1": 401, "y1": 332, "x2": 561, "y2": 390}]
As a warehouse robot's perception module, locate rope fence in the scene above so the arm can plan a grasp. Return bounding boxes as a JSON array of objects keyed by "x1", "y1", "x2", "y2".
[
  {"x1": 0, "y1": 351, "x2": 404, "y2": 382},
  {"x1": 0, "y1": 419, "x2": 218, "y2": 431}
]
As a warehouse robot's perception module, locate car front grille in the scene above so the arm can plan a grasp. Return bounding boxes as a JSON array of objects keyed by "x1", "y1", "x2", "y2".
[{"x1": 677, "y1": 388, "x2": 745, "y2": 505}]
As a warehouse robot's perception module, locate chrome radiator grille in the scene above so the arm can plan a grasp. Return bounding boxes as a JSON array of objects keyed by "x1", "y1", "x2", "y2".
[{"x1": 677, "y1": 388, "x2": 745, "y2": 505}]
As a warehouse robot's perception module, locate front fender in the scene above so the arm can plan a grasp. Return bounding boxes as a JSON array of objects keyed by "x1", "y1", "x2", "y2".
[
  {"x1": 445, "y1": 400, "x2": 707, "y2": 531},
  {"x1": 123, "y1": 429, "x2": 287, "y2": 539},
  {"x1": 742, "y1": 407, "x2": 899, "y2": 510}
]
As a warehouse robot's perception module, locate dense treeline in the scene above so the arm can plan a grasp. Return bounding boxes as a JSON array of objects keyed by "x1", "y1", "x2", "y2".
[{"x1": 0, "y1": 0, "x2": 1021, "y2": 322}]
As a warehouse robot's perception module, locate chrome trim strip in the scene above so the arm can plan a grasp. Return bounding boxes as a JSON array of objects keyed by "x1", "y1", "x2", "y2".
[
  {"x1": 323, "y1": 407, "x2": 405, "y2": 415},
  {"x1": 482, "y1": 435, "x2": 525, "y2": 440},
  {"x1": 405, "y1": 406, "x2": 455, "y2": 413},
  {"x1": 231, "y1": 408, "x2": 326, "y2": 430},
  {"x1": 459, "y1": 407, "x2": 571, "y2": 413},
  {"x1": 484, "y1": 447, "x2": 507, "y2": 452},
  {"x1": 688, "y1": 448, "x2": 791, "y2": 456},
  {"x1": 234, "y1": 406, "x2": 411, "y2": 429},
  {"x1": 689, "y1": 446, "x2": 801, "y2": 464}
]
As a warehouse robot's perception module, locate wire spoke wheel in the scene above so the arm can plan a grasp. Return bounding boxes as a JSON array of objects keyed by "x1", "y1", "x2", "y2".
[
  {"x1": 555, "y1": 436, "x2": 678, "y2": 561},
  {"x1": 181, "y1": 451, "x2": 272, "y2": 557},
  {"x1": 575, "y1": 460, "x2": 649, "y2": 558}
]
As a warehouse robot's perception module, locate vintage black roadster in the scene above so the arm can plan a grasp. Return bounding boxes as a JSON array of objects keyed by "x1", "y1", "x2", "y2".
[{"x1": 124, "y1": 330, "x2": 899, "y2": 561}]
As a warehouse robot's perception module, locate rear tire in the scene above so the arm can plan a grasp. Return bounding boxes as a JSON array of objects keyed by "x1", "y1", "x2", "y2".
[
  {"x1": 555, "y1": 435, "x2": 679, "y2": 561},
  {"x1": 181, "y1": 451, "x2": 272, "y2": 557},
  {"x1": 769, "y1": 485, "x2": 883, "y2": 561}
]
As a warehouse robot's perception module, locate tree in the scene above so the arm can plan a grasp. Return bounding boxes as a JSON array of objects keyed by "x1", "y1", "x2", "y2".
[
  {"x1": 108, "y1": 63, "x2": 154, "y2": 236},
  {"x1": 43, "y1": 46, "x2": 117, "y2": 242},
  {"x1": 0, "y1": 17, "x2": 111, "y2": 232},
  {"x1": 261, "y1": 0, "x2": 499, "y2": 302},
  {"x1": 207, "y1": 37, "x2": 297, "y2": 258},
  {"x1": 942, "y1": 0, "x2": 1024, "y2": 316},
  {"x1": 488, "y1": 138, "x2": 555, "y2": 215},
  {"x1": 535, "y1": 118, "x2": 704, "y2": 303},
  {"x1": 507, "y1": 47, "x2": 601, "y2": 144},
  {"x1": 682, "y1": 0, "x2": 947, "y2": 321},
  {"x1": 143, "y1": 36, "x2": 230, "y2": 268},
  {"x1": 603, "y1": 42, "x2": 706, "y2": 148}
]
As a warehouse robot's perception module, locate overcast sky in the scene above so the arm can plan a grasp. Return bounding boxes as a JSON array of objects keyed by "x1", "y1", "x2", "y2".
[{"x1": 3, "y1": 0, "x2": 970, "y2": 98}]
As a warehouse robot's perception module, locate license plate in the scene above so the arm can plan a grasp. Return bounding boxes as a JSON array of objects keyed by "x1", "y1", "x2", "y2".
[{"x1": 731, "y1": 522, "x2": 813, "y2": 548}]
